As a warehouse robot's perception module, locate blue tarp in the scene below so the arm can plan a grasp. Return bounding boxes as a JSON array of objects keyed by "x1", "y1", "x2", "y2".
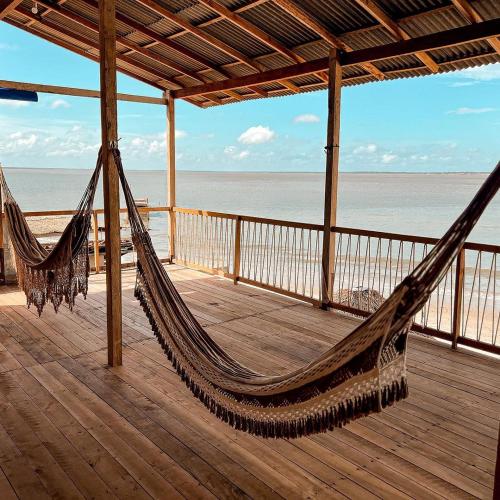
[{"x1": 0, "y1": 88, "x2": 38, "y2": 102}]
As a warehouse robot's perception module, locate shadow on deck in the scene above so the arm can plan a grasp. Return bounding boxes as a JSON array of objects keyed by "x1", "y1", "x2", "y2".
[{"x1": 0, "y1": 264, "x2": 498, "y2": 499}]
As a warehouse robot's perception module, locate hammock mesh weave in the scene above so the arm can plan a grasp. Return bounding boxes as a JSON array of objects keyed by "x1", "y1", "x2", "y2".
[
  {"x1": 0, "y1": 152, "x2": 102, "y2": 314},
  {"x1": 2, "y1": 147, "x2": 499, "y2": 438}
]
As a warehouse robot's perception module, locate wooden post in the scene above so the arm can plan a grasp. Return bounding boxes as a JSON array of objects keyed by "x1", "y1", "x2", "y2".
[
  {"x1": 452, "y1": 248, "x2": 465, "y2": 349},
  {"x1": 93, "y1": 211, "x2": 100, "y2": 273},
  {"x1": 166, "y1": 91, "x2": 176, "y2": 262},
  {"x1": 233, "y1": 216, "x2": 241, "y2": 284},
  {"x1": 99, "y1": 0, "x2": 122, "y2": 366},
  {"x1": 321, "y1": 49, "x2": 342, "y2": 309}
]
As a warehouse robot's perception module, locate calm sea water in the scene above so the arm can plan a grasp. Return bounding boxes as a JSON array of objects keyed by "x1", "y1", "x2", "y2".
[{"x1": 3, "y1": 168, "x2": 499, "y2": 245}]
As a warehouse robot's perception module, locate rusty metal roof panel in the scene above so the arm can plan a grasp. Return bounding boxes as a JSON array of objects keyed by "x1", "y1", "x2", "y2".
[
  {"x1": 238, "y1": 1, "x2": 321, "y2": 47},
  {"x1": 202, "y1": 18, "x2": 272, "y2": 57},
  {"x1": 5, "y1": 0, "x2": 500, "y2": 106}
]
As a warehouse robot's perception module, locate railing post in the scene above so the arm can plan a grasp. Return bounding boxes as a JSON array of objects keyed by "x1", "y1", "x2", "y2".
[
  {"x1": 452, "y1": 248, "x2": 465, "y2": 349},
  {"x1": 93, "y1": 210, "x2": 100, "y2": 273},
  {"x1": 233, "y1": 216, "x2": 241, "y2": 284},
  {"x1": 166, "y1": 91, "x2": 176, "y2": 262}
]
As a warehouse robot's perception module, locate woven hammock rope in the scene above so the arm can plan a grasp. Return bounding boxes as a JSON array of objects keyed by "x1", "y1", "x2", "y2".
[{"x1": 2, "y1": 149, "x2": 499, "y2": 438}]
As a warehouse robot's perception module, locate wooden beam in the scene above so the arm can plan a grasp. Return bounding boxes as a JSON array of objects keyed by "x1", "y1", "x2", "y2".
[
  {"x1": 0, "y1": 79, "x2": 165, "y2": 104},
  {"x1": 134, "y1": 0, "x2": 299, "y2": 93},
  {"x1": 0, "y1": 0, "x2": 21, "y2": 19},
  {"x1": 321, "y1": 49, "x2": 341, "y2": 308},
  {"x1": 136, "y1": 0, "x2": 262, "y2": 72},
  {"x1": 15, "y1": 6, "x2": 183, "y2": 89},
  {"x1": 352, "y1": 0, "x2": 439, "y2": 73},
  {"x1": 99, "y1": 0, "x2": 122, "y2": 367},
  {"x1": 272, "y1": 0, "x2": 385, "y2": 80},
  {"x1": 166, "y1": 92, "x2": 176, "y2": 261},
  {"x1": 32, "y1": 0, "x2": 200, "y2": 83},
  {"x1": 451, "y1": 0, "x2": 500, "y2": 54},
  {"x1": 343, "y1": 18, "x2": 500, "y2": 66},
  {"x1": 4, "y1": 18, "x2": 168, "y2": 92},
  {"x1": 197, "y1": 0, "x2": 303, "y2": 64},
  {"x1": 173, "y1": 18, "x2": 500, "y2": 98}
]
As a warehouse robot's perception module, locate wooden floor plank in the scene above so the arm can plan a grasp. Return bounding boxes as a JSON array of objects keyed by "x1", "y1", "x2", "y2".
[{"x1": 0, "y1": 264, "x2": 498, "y2": 499}]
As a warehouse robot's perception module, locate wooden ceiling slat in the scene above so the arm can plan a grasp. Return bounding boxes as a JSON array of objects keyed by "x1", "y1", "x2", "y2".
[
  {"x1": 452, "y1": 0, "x2": 500, "y2": 54},
  {"x1": 0, "y1": 0, "x2": 21, "y2": 19},
  {"x1": 271, "y1": 0, "x2": 385, "y2": 80},
  {"x1": 173, "y1": 18, "x2": 500, "y2": 99},
  {"x1": 352, "y1": 0, "x2": 439, "y2": 73}
]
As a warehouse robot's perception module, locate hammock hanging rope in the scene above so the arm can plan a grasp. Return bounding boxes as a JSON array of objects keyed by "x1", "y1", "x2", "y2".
[
  {"x1": 2, "y1": 147, "x2": 499, "y2": 438},
  {"x1": 0, "y1": 151, "x2": 102, "y2": 314}
]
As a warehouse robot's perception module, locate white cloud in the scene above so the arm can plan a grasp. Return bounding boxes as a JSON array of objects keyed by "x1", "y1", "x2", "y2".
[
  {"x1": 224, "y1": 145, "x2": 249, "y2": 160},
  {"x1": 447, "y1": 107, "x2": 495, "y2": 115},
  {"x1": 353, "y1": 143, "x2": 377, "y2": 155},
  {"x1": 381, "y1": 153, "x2": 397, "y2": 164},
  {"x1": 175, "y1": 129, "x2": 187, "y2": 139},
  {"x1": 0, "y1": 99, "x2": 29, "y2": 108},
  {"x1": 293, "y1": 114, "x2": 320, "y2": 123},
  {"x1": 238, "y1": 125, "x2": 275, "y2": 144},
  {"x1": 50, "y1": 99, "x2": 70, "y2": 110},
  {"x1": 456, "y1": 65, "x2": 500, "y2": 82}
]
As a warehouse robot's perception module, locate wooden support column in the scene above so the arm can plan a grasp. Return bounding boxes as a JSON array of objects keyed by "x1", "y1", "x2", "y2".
[
  {"x1": 99, "y1": 0, "x2": 122, "y2": 366},
  {"x1": 321, "y1": 49, "x2": 342, "y2": 308},
  {"x1": 166, "y1": 91, "x2": 176, "y2": 261}
]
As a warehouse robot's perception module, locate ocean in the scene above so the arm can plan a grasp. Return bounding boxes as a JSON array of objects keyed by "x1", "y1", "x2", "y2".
[{"x1": 2, "y1": 168, "x2": 499, "y2": 245}]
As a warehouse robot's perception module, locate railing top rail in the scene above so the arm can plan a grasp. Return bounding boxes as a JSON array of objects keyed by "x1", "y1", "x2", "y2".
[
  {"x1": 333, "y1": 225, "x2": 500, "y2": 254},
  {"x1": 174, "y1": 207, "x2": 323, "y2": 231},
  {"x1": 5, "y1": 206, "x2": 171, "y2": 218}
]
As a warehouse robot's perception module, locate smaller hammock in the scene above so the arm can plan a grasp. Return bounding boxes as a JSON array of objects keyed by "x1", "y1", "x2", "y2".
[
  {"x1": 113, "y1": 144, "x2": 500, "y2": 438},
  {"x1": 0, "y1": 152, "x2": 102, "y2": 314}
]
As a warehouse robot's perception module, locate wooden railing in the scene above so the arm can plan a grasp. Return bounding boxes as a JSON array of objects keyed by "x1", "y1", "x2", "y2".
[{"x1": 2, "y1": 205, "x2": 499, "y2": 355}]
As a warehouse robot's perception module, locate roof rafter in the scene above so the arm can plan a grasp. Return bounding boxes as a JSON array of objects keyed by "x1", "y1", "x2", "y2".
[
  {"x1": 23, "y1": 0, "x2": 245, "y2": 103},
  {"x1": 196, "y1": 0, "x2": 328, "y2": 83},
  {"x1": 0, "y1": 0, "x2": 21, "y2": 19},
  {"x1": 272, "y1": 0, "x2": 385, "y2": 80},
  {"x1": 173, "y1": 18, "x2": 500, "y2": 98},
  {"x1": 135, "y1": 0, "x2": 302, "y2": 93},
  {"x1": 451, "y1": 0, "x2": 500, "y2": 54},
  {"x1": 352, "y1": 0, "x2": 439, "y2": 73}
]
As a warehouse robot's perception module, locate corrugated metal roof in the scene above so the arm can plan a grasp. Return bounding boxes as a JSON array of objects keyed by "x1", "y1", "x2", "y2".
[{"x1": 4, "y1": 0, "x2": 500, "y2": 107}]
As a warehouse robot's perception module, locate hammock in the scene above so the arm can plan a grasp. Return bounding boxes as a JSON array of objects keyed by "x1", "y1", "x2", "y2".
[
  {"x1": 0, "y1": 152, "x2": 102, "y2": 314},
  {"x1": 112, "y1": 147, "x2": 500, "y2": 438},
  {"x1": 3, "y1": 146, "x2": 499, "y2": 438}
]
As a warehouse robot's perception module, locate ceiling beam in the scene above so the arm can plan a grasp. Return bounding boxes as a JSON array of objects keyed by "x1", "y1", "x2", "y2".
[
  {"x1": 3, "y1": 18, "x2": 173, "y2": 93},
  {"x1": 33, "y1": 0, "x2": 202, "y2": 83},
  {"x1": 0, "y1": 79, "x2": 165, "y2": 104},
  {"x1": 0, "y1": 0, "x2": 21, "y2": 19},
  {"x1": 135, "y1": 0, "x2": 302, "y2": 92},
  {"x1": 173, "y1": 18, "x2": 500, "y2": 98},
  {"x1": 352, "y1": 0, "x2": 439, "y2": 73},
  {"x1": 272, "y1": 0, "x2": 385, "y2": 80},
  {"x1": 15, "y1": 6, "x2": 184, "y2": 88},
  {"x1": 136, "y1": 0, "x2": 262, "y2": 72},
  {"x1": 196, "y1": 0, "x2": 328, "y2": 83},
  {"x1": 451, "y1": 0, "x2": 500, "y2": 54}
]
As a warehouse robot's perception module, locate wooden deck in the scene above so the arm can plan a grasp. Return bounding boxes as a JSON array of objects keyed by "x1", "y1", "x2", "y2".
[{"x1": 0, "y1": 264, "x2": 498, "y2": 499}]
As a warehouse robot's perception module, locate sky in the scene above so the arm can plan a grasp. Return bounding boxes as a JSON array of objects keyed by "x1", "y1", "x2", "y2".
[{"x1": 1, "y1": 21, "x2": 499, "y2": 172}]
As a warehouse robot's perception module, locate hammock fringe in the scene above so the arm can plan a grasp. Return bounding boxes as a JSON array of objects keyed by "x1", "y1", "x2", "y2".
[{"x1": 135, "y1": 282, "x2": 408, "y2": 439}]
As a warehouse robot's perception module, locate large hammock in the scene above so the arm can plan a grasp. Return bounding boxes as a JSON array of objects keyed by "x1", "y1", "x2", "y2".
[
  {"x1": 3, "y1": 148, "x2": 500, "y2": 438},
  {"x1": 113, "y1": 147, "x2": 500, "y2": 438},
  {"x1": 0, "y1": 152, "x2": 102, "y2": 314}
]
